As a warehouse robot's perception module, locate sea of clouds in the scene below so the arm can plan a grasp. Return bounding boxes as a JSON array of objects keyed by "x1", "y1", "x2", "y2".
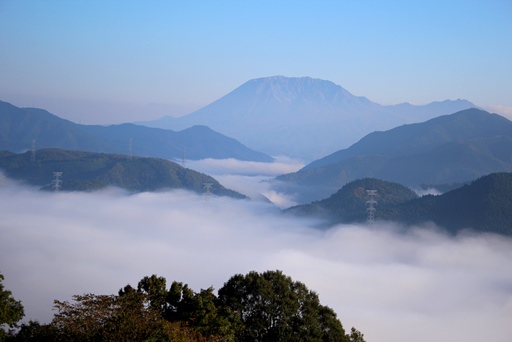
[{"x1": 1, "y1": 160, "x2": 511, "y2": 342}]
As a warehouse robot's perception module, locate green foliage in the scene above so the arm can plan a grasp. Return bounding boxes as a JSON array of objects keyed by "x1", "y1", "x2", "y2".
[
  {"x1": 0, "y1": 273, "x2": 24, "y2": 340},
  {"x1": 7, "y1": 272, "x2": 362, "y2": 342},
  {"x1": 10, "y1": 292, "x2": 208, "y2": 342},
  {"x1": 126, "y1": 275, "x2": 239, "y2": 340},
  {"x1": 218, "y1": 270, "x2": 350, "y2": 342},
  {"x1": 349, "y1": 327, "x2": 366, "y2": 342},
  {"x1": 136, "y1": 275, "x2": 169, "y2": 317}
]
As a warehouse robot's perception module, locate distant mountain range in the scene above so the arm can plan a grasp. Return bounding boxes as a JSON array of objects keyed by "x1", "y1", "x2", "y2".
[
  {"x1": 276, "y1": 108, "x2": 512, "y2": 203},
  {"x1": 0, "y1": 148, "x2": 246, "y2": 198},
  {"x1": 0, "y1": 100, "x2": 272, "y2": 163},
  {"x1": 286, "y1": 173, "x2": 512, "y2": 236},
  {"x1": 137, "y1": 76, "x2": 477, "y2": 160}
]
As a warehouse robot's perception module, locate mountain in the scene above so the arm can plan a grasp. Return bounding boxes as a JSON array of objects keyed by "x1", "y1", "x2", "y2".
[
  {"x1": 397, "y1": 172, "x2": 512, "y2": 235},
  {"x1": 0, "y1": 148, "x2": 246, "y2": 198},
  {"x1": 276, "y1": 109, "x2": 512, "y2": 202},
  {"x1": 303, "y1": 108, "x2": 512, "y2": 170},
  {"x1": 286, "y1": 178, "x2": 419, "y2": 223},
  {"x1": 286, "y1": 173, "x2": 512, "y2": 236},
  {"x1": 0, "y1": 100, "x2": 273, "y2": 162},
  {"x1": 137, "y1": 76, "x2": 476, "y2": 160}
]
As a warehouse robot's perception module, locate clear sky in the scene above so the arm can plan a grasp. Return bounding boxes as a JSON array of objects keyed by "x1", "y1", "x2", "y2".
[{"x1": 1, "y1": 0, "x2": 511, "y2": 124}]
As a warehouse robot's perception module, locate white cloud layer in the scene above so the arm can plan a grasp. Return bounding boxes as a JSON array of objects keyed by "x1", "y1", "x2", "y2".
[
  {"x1": 186, "y1": 156, "x2": 304, "y2": 177},
  {"x1": 484, "y1": 104, "x2": 512, "y2": 121},
  {"x1": 1, "y1": 180, "x2": 511, "y2": 342},
  {"x1": 185, "y1": 157, "x2": 305, "y2": 207},
  {"x1": 412, "y1": 186, "x2": 443, "y2": 196}
]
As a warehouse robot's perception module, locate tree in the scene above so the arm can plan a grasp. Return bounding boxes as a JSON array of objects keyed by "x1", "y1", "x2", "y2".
[
  {"x1": 46, "y1": 291, "x2": 208, "y2": 342},
  {"x1": 0, "y1": 273, "x2": 24, "y2": 340},
  {"x1": 217, "y1": 270, "x2": 350, "y2": 342},
  {"x1": 133, "y1": 275, "x2": 236, "y2": 340},
  {"x1": 7, "y1": 271, "x2": 364, "y2": 342},
  {"x1": 349, "y1": 327, "x2": 366, "y2": 342},
  {"x1": 188, "y1": 287, "x2": 240, "y2": 341},
  {"x1": 7, "y1": 320, "x2": 60, "y2": 342},
  {"x1": 136, "y1": 274, "x2": 169, "y2": 316}
]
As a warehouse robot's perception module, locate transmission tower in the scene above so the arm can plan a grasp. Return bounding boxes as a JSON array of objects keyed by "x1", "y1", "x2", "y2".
[
  {"x1": 366, "y1": 190, "x2": 377, "y2": 224},
  {"x1": 203, "y1": 182, "x2": 213, "y2": 201},
  {"x1": 128, "y1": 138, "x2": 133, "y2": 161},
  {"x1": 30, "y1": 140, "x2": 36, "y2": 163},
  {"x1": 52, "y1": 172, "x2": 63, "y2": 192}
]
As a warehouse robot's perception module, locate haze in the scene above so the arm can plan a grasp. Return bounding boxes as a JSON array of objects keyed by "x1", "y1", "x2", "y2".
[
  {"x1": 1, "y1": 1, "x2": 511, "y2": 124},
  {"x1": 1, "y1": 2, "x2": 512, "y2": 341}
]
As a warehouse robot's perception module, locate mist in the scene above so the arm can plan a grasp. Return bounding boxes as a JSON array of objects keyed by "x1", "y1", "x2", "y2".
[
  {"x1": 1, "y1": 175, "x2": 511, "y2": 342},
  {"x1": 185, "y1": 156, "x2": 305, "y2": 207}
]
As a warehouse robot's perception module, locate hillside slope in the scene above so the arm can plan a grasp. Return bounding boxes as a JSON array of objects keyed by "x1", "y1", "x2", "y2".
[
  {"x1": 0, "y1": 148, "x2": 246, "y2": 198},
  {"x1": 286, "y1": 178, "x2": 419, "y2": 223},
  {"x1": 398, "y1": 172, "x2": 512, "y2": 235},
  {"x1": 277, "y1": 109, "x2": 512, "y2": 202},
  {"x1": 0, "y1": 100, "x2": 272, "y2": 162},
  {"x1": 304, "y1": 108, "x2": 512, "y2": 170},
  {"x1": 286, "y1": 173, "x2": 512, "y2": 236},
  {"x1": 138, "y1": 76, "x2": 476, "y2": 160}
]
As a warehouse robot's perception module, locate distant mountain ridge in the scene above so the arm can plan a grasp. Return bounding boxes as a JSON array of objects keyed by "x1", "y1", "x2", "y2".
[
  {"x1": 276, "y1": 109, "x2": 512, "y2": 203},
  {"x1": 287, "y1": 173, "x2": 512, "y2": 236},
  {"x1": 304, "y1": 108, "x2": 512, "y2": 170},
  {"x1": 0, "y1": 100, "x2": 273, "y2": 163},
  {"x1": 138, "y1": 76, "x2": 477, "y2": 160}
]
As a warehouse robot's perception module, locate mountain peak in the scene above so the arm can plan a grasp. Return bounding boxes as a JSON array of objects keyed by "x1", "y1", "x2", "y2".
[
  {"x1": 140, "y1": 76, "x2": 479, "y2": 160},
  {"x1": 236, "y1": 75, "x2": 366, "y2": 106}
]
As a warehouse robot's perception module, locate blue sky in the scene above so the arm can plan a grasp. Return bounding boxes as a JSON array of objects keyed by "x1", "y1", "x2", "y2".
[{"x1": 1, "y1": 0, "x2": 511, "y2": 124}]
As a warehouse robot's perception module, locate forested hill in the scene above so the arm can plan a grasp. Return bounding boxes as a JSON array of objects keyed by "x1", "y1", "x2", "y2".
[
  {"x1": 398, "y1": 172, "x2": 512, "y2": 235},
  {"x1": 0, "y1": 148, "x2": 246, "y2": 198},
  {"x1": 286, "y1": 178, "x2": 419, "y2": 223},
  {"x1": 277, "y1": 108, "x2": 512, "y2": 203},
  {"x1": 286, "y1": 174, "x2": 512, "y2": 236}
]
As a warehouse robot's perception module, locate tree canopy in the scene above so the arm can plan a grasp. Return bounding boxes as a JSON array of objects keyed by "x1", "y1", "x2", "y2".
[
  {"x1": 0, "y1": 273, "x2": 24, "y2": 341},
  {"x1": 218, "y1": 270, "x2": 350, "y2": 342},
  {"x1": 7, "y1": 271, "x2": 365, "y2": 342}
]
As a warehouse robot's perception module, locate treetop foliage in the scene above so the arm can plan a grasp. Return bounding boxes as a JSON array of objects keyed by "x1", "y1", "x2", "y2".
[
  {"x1": 7, "y1": 271, "x2": 365, "y2": 342},
  {"x1": 0, "y1": 273, "x2": 24, "y2": 341}
]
